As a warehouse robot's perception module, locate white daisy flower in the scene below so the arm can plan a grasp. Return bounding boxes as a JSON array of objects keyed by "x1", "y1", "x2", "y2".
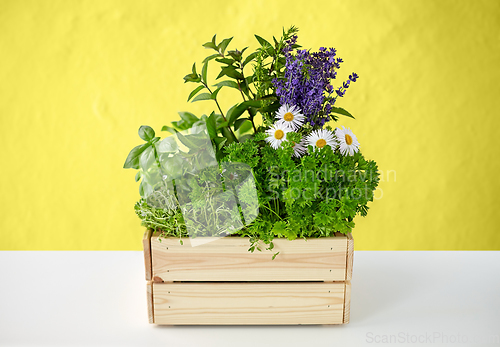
[
  {"x1": 291, "y1": 140, "x2": 307, "y2": 158},
  {"x1": 306, "y1": 129, "x2": 337, "y2": 150},
  {"x1": 335, "y1": 126, "x2": 360, "y2": 156},
  {"x1": 265, "y1": 122, "x2": 290, "y2": 149},
  {"x1": 275, "y1": 104, "x2": 305, "y2": 131}
]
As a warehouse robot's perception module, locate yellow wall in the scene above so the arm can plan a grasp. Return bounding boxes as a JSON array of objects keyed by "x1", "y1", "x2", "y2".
[{"x1": 1, "y1": 0, "x2": 499, "y2": 250}]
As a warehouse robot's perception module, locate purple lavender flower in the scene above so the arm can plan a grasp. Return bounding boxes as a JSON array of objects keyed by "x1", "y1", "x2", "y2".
[
  {"x1": 282, "y1": 35, "x2": 298, "y2": 54},
  {"x1": 273, "y1": 44, "x2": 357, "y2": 127}
]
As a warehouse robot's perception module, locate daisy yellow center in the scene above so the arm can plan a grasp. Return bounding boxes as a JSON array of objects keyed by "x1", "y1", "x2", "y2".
[
  {"x1": 316, "y1": 139, "x2": 327, "y2": 148},
  {"x1": 284, "y1": 112, "x2": 294, "y2": 122},
  {"x1": 274, "y1": 129, "x2": 285, "y2": 140},
  {"x1": 345, "y1": 134, "x2": 353, "y2": 145}
]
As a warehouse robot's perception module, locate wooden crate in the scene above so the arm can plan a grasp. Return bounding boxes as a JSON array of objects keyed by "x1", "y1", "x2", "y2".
[{"x1": 143, "y1": 230, "x2": 353, "y2": 325}]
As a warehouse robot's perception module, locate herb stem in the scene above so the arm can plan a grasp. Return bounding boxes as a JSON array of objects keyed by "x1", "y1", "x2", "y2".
[
  {"x1": 203, "y1": 82, "x2": 239, "y2": 143},
  {"x1": 237, "y1": 64, "x2": 258, "y2": 133}
]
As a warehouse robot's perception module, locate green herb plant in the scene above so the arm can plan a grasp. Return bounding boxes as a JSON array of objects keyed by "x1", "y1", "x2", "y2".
[{"x1": 124, "y1": 27, "x2": 380, "y2": 255}]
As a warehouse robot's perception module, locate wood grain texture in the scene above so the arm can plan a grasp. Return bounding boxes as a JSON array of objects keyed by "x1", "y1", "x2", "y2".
[
  {"x1": 346, "y1": 233, "x2": 354, "y2": 281},
  {"x1": 143, "y1": 229, "x2": 152, "y2": 281},
  {"x1": 153, "y1": 282, "x2": 345, "y2": 325},
  {"x1": 146, "y1": 281, "x2": 154, "y2": 324},
  {"x1": 151, "y1": 235, "x2": 348, "y2": 282},
  {"x1": 343, "y1": 281, "x2": 351, "y2": 324}
]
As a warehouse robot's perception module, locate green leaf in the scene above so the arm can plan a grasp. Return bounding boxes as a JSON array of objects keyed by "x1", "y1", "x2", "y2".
[
  {"x1": 238, "y1": 120, "x2": 253, "y2": 134},
  {"x1": 216, "y1": 121, "x2": 228, "y2": 129},
  {"x1": 206, "y1": 112, "x2": 217, "y2": 138},
  {"x1": 184, "y1": 63, "x2": 201, "y2": 83},
  {"x1": 272, "y1": 221, "x2": 297, "y2": 240},
  {"x1": 201, "y1": 61, "x2": 208, "y2": 84},
  {"x1": 210, "y1": 86, "x2": 222, "y2": 100},
  {"x1": 158, "y1": 137, "x2": 178, "y2": 153},
  {"x1": 178, "y1": 112, "x2": 199, "y2": 124},
  {"x1": 226, "y1": 104, "x2": 245, "y2": 126},
  {"x1": 272, "y1": 221, "x2": 286, "y2": 235},
  {"x1": 213, "y1": 136, "x2": 226, "y2": 145},
  {"x1": 183, "y1": 73, "x2": 200, "y2": 83},
  {"x1": 234, "y1": 118, "x2": 249, "y2": 131},
  {"x1": 202, "y1": 40, "x2": 217, "y2": 51},
  {"x1": 259, "y1": 100, "x2": 281, "y2": 113},
  {"x1": 139, "y1": 180, "x2": 145, "y2": 197},
  {"x1": 215, "y1": 57, "x2": 235, "y2": 65},
  {"x1": 242, "y1": 99, "x2": 263, "y2": 107},
  {"x1": 176, "y1": 132, "x2": 199, "y2": 149},
  {"x1": 187, "y1": 85, "x2": 205, "y2": 102},
  {"x1": 218, "y1": 37, "x2": 233, "y2": 54},
  {"x1": 227, "y1": 49, "x2": 245, "y2": 62},
  {"x1": 139, "y1": 146, "x2": 156, "y2": 172},
  {"x1": 202, "y1": 35, "x2": 218, "y2": 50},
  {"x1": 171, "y1": 121, "x2": 187, "y2": 130},
  {"x1": 220, "y1": 126, "x2": 236, "y2": 144},
  {"x1": 217, "y1": 66, "x2": 244, "y2": 80},
  {"x1": 169, "y1": 112, "x2": 199, "y2": 131},
  {"x1": 227, "y1": 100, "x2": 261, "y2": 126},
  {"x1": 214, "y1": 80, "x2": 240, "y2": 90},
  {"x1": 202, "y1": 54, "x2": 220, "y2": 64},
  {"x1": 161, "y1": 125, "x2": 178, "y2": 133},
  {"x1": 135, "y1": 171, "x2": 142, "y2": 182},
  {"x1": 212, "y1": 136, "x2": 226, "y2": 147},
  {"x1": 255, "y1": 35, "x2": 275, "y2": 54},
  {"x1": 191, "y1": 92, "x2": 212, "y2": 102},
  {"x1": 123, "y1": 143, "x2": 150, "y2": 169},
  {"x1": 138, "y1": 126, "x2": 155, "y2": 141},
  {"x1": 272, "y1": 252, "x2": 280, "y2": 260},
  {"x1": 331, "y1": 107, "x2": 355, "y2": 119},
  {"x1": 139, "y1": 179, "x2": 153, "y2": 198},
  {"x1": 242, "y1": 52, "x2": 257, "y2": 67}
]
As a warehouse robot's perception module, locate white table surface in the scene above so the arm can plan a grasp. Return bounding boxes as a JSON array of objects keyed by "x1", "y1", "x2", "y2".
[{"x1": 0, "y1": 251, "x2": 499, "y2": 347}]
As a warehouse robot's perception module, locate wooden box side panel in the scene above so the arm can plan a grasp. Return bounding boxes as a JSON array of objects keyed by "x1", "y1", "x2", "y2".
[
  {"x1": 143, "y1": 229, "x2": 152, "y2": 281},
  {"x1": 343, "y1": 281, "x2": 351, "y2": 324},
  {"x1": 147, "y1": 281, "x2": 154, "y2": 324},
  {"x1": 153, "y1": 282, "x2": 345, "y2": 325},
  {"x1": 151, "y1": 235, "x2": 348, "y2": 282},
  {"x1": 346, "y1": 233, "x2": 354, "y2": 281}
]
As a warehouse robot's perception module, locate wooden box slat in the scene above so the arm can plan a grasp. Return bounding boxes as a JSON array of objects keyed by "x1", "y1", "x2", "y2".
[
  {"x1": 152, "y1": 282, "x2": 346, "y2": 325},
  {"x1": 151, "y1": 235, "x2": 348, "y2": 282}
]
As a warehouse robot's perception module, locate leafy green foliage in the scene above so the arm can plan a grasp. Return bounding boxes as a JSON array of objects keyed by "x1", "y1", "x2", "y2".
[
  {"x1": 219, "y1": 137, "x2": 380, "y2": 248},
  {"x1": 174, "y1": 30, "x2": 299, "y2": 157},
  {"x1": 124, "y1": 27, "x2": 380, "y2": 257},
  {"x1": 123, "y1": 126, "x2": 160, "y2": 169}
]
